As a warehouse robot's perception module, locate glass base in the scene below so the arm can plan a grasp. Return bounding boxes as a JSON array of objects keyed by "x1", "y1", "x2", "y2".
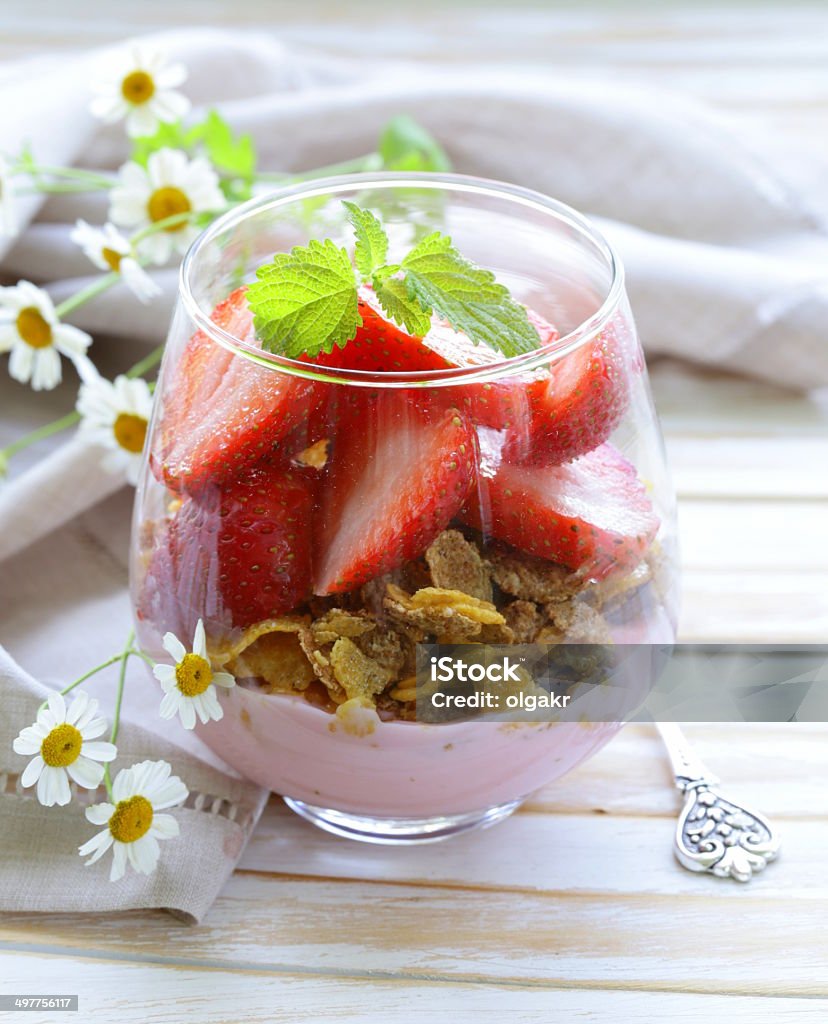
[{"x1": 283, "y1": 797, "x2": 523, "y2": 844}]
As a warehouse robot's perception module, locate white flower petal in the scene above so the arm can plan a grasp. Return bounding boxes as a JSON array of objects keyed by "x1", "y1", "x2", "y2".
[
  {"x1": 150, "y1": 813, "x2": 180, "y2": 839},
  {"x1": 38, "y1": 765, "x2": 71, "y2": 807},
  {"x1": 8, "y1": 343, "x2": 35, "y2": 385},
  {"x1": 162, "y1": 632, "x2": 187, "y2": 663},
  {"x1": 212, "y1": 671, "x2": 236, "y2": 689},
  {"x1": 30, "y1": 348, "x2": 62, "y2": 392},
  {"x1": 178, "y1": 698, "x2": 197, "y2": 731},
  {"x1": 110, "y1": 842, "x2": 128, "y2": 881},
  {"x1": 159, "y1": 690, "x2": 182, "y2": 719},
  {"x1": 81, "y1": 740, "x2": 118, "y2": 762},
  {"x1": 126, "y1": 104, "x2": 159, "y2": 138},
  {"x1": 20, "y1": 755, "x2": 44, "y2": 788},
  {"x1": 86, "y1": 802, "x2": 115, "y2": 825},
  {"x1": 65, "y1": 691, "x2": 91, "y2": 726},
  {"x1": 66, "y1": 756, "x2": 106, "y2": 789},
  {"x1": 54, "y1": 322, "x2": 92, "y2": 357},
  {"x1": 13, "y1": 731, "x2": 42, "y2": 756},
  {"x1": 147, "y1": 776, "x2": 189, "y2": 811},
  {"x1": 79, "y1": 829, "x2": 114, "y2": 864},
  {"x1": 154, "y1": 664, "x2": 177, "y2": 689},
  {"x1": 47, "y1": 691, "x2": 67, "y2": 724},
  {"x1": 193, "y1": 619, "x2": 207, "y2": 659},
  {"x1": 127, "y1": 833, "x2": 160, "y2": 875}
]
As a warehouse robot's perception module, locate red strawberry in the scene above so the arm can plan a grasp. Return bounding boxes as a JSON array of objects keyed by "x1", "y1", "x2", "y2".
[
  {"x1": 140, "y1": 465, "x2": 315, "y2": 632},
  {"x1": 503, "y1": 322, "x2": 629, "y2": 466},
  {"x1": 314, "y1": 402, "x2": 477, "y2": 595},
  {"x1": 462, "y1": 442, "x2": 658, "y2": 579},
  {"x1": 309, "y1": 299, "x2": 451, "y2": 373},
  {"x1": 151, "y1": 286, "x2": 316, "y2": 494}
]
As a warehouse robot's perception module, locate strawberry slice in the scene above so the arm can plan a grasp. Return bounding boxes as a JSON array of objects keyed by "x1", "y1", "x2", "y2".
[
  {"x1": 151, "y1": 286, "x2": 316, "y2": 494},
  {"x1": 314, "y1": 403, "x2": 476, "y2": 595},
  {"x1": 462, "y1": 442, "x2": 658, "y2": 579},
  {"x1": 504, "y1": 323, "x2": 629, "y2": 466},
  {"x1": 140, "y1": 464, "x2": 315, "y2": 632},
  {"x1": 310, "y1": 299, "x2": 452, "y2": 373}
]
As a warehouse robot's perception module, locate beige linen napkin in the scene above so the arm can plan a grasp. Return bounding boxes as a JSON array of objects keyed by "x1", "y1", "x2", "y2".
[{"x1": 1, "y1": 648, "x2": 268, "y2": 923}]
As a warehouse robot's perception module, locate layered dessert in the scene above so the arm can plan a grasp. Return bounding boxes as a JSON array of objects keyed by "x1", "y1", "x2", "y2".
[{"x1": 131, "y1": 187, "x2": 677, "y2": 833}]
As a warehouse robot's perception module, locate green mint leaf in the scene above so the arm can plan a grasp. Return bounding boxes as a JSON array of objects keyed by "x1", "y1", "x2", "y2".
[
  {"x1": 374, "y1": 276, "x2": 433, "y2": 337},
  {"x1": 379, "y1": 115, "x2": 451, "y2": 172},
  {"x1": 343, "y1": 201, "x2": 389, "y2": 278},
  {"x1": 401, "y1": 233, "x2": 540, "y2": 357},
  {"x1": 247, "y1": 239, "x2": 360, "y2": 358}
]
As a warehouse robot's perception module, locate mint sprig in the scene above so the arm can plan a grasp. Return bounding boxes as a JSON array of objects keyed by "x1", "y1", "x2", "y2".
[
  {"x1": 247, "y1": 240, "x2": 359, "y2": 358},
  {"x1": 248, "y1": 202, "x2": 540, "y2": 360}
]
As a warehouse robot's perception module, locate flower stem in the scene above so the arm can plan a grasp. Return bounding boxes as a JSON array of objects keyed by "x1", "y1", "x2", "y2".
[
  {"x1": 0, "y1": 410, "x2": 81, "y2": 462},
  {"x1": 103, "y1": 630, "x2": 135, "y2": 799},
  {"x1": 0, "y1": 343, "x2": 165, "y2": 472},
  {"x1": 36, "y1": 653, "x2": 126, "y2": 712},
  {"x1": 13, "y1": 162, "x2": 114, "y2": 189},
  {"x1": 54, "y1": 272, "x2": 120, "y2": 319}
]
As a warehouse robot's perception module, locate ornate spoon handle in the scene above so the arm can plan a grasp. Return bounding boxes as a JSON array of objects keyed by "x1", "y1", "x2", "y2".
[{"x1": 656, "y1": 722, "x2": 781, "y2": 882}]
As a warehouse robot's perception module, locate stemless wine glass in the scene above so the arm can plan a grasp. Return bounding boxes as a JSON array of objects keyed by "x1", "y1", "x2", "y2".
[{"x1": 130, "y1": 173, "x2": 679, "y2": 843}]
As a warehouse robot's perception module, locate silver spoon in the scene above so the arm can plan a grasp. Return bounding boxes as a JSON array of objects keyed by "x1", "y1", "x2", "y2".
[{"x1": 656, "y1": 722, "x2": 781, "y2": 882}]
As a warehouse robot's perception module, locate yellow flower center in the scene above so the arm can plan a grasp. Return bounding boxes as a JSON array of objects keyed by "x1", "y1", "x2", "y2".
[
  {"x1": 147, "y1": 187, "x2": 191, "y2": 231},
  {"x1": 121, "y1": 69, "x2": 156, "y2": 106},
  {"x1": 109, "y1": 795, "x2": 154, "y2": 843},
  {"x1": 16, "y1": 307, "x2": 53, "y2": 349},
  {"x1": 102, "y1": 246, "x2": 123, "y2": 272},
  {"x1": 40, "y1": 723, "x2": 83, "y2": 768},
  {"x1": 175, "y1": 653, "x2": 213, "y2": 697},
  {"x1": 113, "y1": 412, "x2": 148, "y2": 454}
]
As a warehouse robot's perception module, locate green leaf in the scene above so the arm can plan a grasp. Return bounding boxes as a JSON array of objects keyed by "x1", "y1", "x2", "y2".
[
  {"x1": 199, "y1": 109, "x2": 257, "y2": 180},
  {"x1": 379, "y1": 115, "x2": 451, "y2": 173},
  {"x1": 343, "y1": 201, "x2": 389, "y2": 278},
  {"x1": 401, "y1": 233, "x2": 540, "y2": 357},
  {"x1": 130, "y1": 121, "x2": 190, "y2": 166},
  {"x1": 374, "y1": 276, "x2": 433, "y2": 337},
  {"x1": 247, "y1": 239, "x2": 360, "y2": 358}
]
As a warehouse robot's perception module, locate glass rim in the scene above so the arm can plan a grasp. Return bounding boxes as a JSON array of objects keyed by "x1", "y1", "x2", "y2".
[{"x1": 179, "y1": 171, "x2": 626, "y2": 388}]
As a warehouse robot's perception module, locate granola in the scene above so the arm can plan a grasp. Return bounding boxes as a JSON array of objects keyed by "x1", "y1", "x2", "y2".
[{"x1": 225, "y1": 527, "x2": 654, "y2": 720}]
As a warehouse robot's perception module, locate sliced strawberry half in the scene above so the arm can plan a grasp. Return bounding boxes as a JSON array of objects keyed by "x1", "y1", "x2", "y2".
[
  {"x1": 503, "y1": 322, "x2": 629, "y2": 466},
  {"x1": 140, "y1": 464, "x2": 315, "y2": 632},
  {"x1": 462, "y1": 442, "x2": 658, "y2": 579},
  {"x1": 314, "y1": 403, "x2": 477, "y2": 595},
  {"x1": 152, "y1": 286, "x2": 316, "y2": 494},
  {"x1": 309, "y1": 299, "x2": 452, "y2": 373}
]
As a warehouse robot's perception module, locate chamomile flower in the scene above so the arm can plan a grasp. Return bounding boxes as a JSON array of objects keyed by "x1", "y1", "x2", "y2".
[
  {"x1": 76, "y1": 373, "x2": 154, "y2": 485},
  {"x1": 153, "y1": 619, "x2": 235, "y2": 730},
  {"x1": 109, "y1": 148, "x2": 224, "y2": 265},
  {"x1": 79, "y1": 760, "x2": 188, "y2": 882},
  {"x1": 89, "y1": 44, "x2": 190, "y2": 138},
  {"x1": 0, "y1": 155, "x2": 17, "y2": 237},
  {"x1": 12, "y1": 691, "x2": 117, "y2": 807},
  {"x1": 71, "y1": 220, "x2": 161, "y2": 303},
  {"x1": 0, "y1": 281, "x2": 93, "y2": 391}
]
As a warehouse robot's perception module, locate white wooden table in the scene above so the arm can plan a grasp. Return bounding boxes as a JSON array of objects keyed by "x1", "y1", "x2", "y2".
[{"x1": 1, "y1": 4, "x2": 827, "y2": 1021}]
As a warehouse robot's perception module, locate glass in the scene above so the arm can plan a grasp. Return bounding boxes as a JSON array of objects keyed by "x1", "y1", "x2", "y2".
[{"x1": 130, "y1": 173, "x2": 679, "y2": 843}]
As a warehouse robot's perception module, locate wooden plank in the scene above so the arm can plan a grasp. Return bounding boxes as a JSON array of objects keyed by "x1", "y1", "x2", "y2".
[
  {"x1": 234, "y1": 803, "x2": 822, "y2": 899},
  {"x1": 678, "y1": 570, "x2": 828, "y2": 642},
  {"x1": 2, "y1": 952, "x2": 826, "y2": 1024},
  {"x1": 2, "y1": 872, "x2": 827, "y2": 995},
  {"x1": 523, "y1": 722, "x2": 828, "y2": 818}
]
